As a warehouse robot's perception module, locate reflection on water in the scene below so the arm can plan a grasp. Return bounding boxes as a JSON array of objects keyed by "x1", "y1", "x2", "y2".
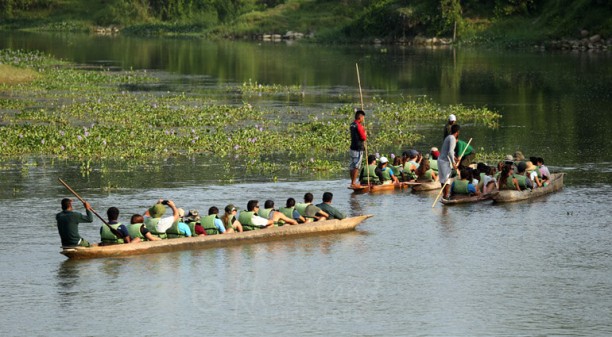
[{"x1": 55, "y1": 260, "x2": 82, "y2": 308}]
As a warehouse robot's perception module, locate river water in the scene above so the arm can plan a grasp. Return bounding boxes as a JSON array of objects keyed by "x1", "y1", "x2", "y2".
[{"x1": 0, "y1": 32, "x2": 611, "y2": 336}]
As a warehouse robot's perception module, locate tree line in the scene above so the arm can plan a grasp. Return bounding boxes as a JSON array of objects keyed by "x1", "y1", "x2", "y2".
[{"x1": 1, "y1": 0, "x2": 610, "y2": 40}]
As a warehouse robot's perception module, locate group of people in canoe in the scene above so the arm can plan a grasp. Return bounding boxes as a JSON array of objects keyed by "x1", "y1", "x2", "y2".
[
  {"x1": 56, "y1": 192, "x2": 347, "y2": 248},
  {"x1": 349, "y1": 110, "x2": 552, "y2": 199}
]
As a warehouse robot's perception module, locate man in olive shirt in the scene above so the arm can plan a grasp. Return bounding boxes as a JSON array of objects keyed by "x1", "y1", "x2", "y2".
[
  {"x1": 56, "y1": 198, "x2": 94, "y2": 247},
  {"x1": 315, "y1": 192, "x2": 346, "y2": 220}
]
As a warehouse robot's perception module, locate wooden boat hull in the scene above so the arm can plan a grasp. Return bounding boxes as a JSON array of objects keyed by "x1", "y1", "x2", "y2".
[
  {"x1": 349, "y1": 182, "x2": 418, "y2": 193},
  {"x1": 411, "y1": 181, "x2": 441, "y2": 192},
  {"x1": 61, "y1": 215, "x2": 373, "y2": 260},
  {"x1": 492, "y1": 173, "x2": 564, "y2": 203},
  {"x1": 441, "y1": 190, "x2": 499, "y2": 205}
]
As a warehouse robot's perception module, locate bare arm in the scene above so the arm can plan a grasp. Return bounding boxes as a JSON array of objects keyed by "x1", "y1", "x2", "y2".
[{"x1": 167, "y1": 200, "x2": 179, "y2": 222}]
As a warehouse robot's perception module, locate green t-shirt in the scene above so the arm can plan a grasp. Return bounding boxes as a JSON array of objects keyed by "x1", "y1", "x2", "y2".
[
  {"x1": 455, "y1": 139, "x2": 473, "y2": 156},
  {"x1": 56, "y1": 209, "x2": 94, "y2": 246},
  {"x1": 315, "y1": 203, "x2": 346, "y2": 220}
]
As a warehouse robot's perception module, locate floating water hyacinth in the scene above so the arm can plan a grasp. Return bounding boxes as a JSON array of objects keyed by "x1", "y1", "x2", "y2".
[{"x1": 0, "y1": 49, "x2": 501, "y2": 175}]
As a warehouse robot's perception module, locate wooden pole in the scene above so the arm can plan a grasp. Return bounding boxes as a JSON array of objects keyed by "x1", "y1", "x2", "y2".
[{"x1": 432, "y1": 137, "x2": 472, "y2": 208}]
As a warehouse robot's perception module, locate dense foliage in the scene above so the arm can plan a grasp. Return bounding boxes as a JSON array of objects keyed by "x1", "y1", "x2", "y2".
[{"x1": 1, "y1": 0, "x2": 610, "y2": 43}]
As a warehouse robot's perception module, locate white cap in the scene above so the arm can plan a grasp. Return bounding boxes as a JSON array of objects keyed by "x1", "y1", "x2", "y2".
[
  {"x1": 449, "y1": 114, "x2": 456, "y2": 122},
  {"x1": 177, "y1": 208, "x2": 185, "y2": 218},
  {"x1": 380, "y1": 156, "x2": 388, "y2": 164}
]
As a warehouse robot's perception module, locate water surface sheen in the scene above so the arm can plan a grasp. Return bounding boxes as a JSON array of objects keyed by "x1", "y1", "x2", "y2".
[
  {"x1": 1, "y1": 179, "x2": 611, "y2": 336},
  {"x1": 0, "y1": 33, "x2": 611, "y2": 336}
]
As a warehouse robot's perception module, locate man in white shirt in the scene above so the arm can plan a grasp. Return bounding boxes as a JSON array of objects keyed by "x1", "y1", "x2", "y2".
[{"x1": 145, "y1": 199, "x2": 179, "y2": 233}]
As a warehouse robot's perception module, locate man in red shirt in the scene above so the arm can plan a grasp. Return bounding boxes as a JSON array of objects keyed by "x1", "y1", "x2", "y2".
[{"x1": 349, "y1": 109, "x2": 367, "y2": 187}]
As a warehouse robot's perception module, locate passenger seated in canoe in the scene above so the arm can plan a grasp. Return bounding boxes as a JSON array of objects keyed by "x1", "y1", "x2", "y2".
[
  {"x1": 165, "y1": 207, "x2": 193, "y2": 238},
  {"x1": 498, "y1": 163, "x2": 521, "y2": 191},
  {"x1": 536, "y1": 157, "x2": 551, "y2": 184},
  {"x1": 221, "y1": 204, "x2": 243, "y2": 233},
  {"x1": 260, "y1": 200, "x2": 289, "y2": 226},
  {"x1": 297, "y1": 193, "x2": 329, "y2": 222},
  {"x1": 359, "y1": 154, "x2": 380, "y2": 185},
  {"x1": 315, "y1": 192, "x2": 346, "y2": 220},
  {"x1": 99, "y1": 206, "x2": 132, "y2": 245},
  {"x1": 56, "y1": 198, "x2": 94, "y2": 248},
  {"x1": 375, "y1": 156, "x2": 400, "y2": 185},
  {"x1": 476, "y1": 163, "x2": 497, "y2": 194},
  {"x1": 429, "y1": 147, "x2": 439, "y2": 173},
  {"x1": 450, "y1": 168, "x2": 480, "y2": 197},
  {"x1": 279, "y1": 198, "x2": 307, "y2": 223},
  {"x1": 144, "y1": 199, "x2": 180, "y2": 239},
  {"x1": 525, "y1": 160, "x2": 543, "y2": 188},
  {"x1": 390, "y1": 155, "x2": 404, "y2": 178},
  {"x1": 514, "y1": 161, "x2": 533, "y2": 190},
  {"x1": 259, "y1": 200, "x2": 276, "y2": 220},
  {"x1": 239, "y1": 200, "x2": 298, "y2": 231},
  {"x1": 514, "y1": 151, "x2": 526, "y2": 163},
  {"x1": 402, "y1": 150, "x2": 420, "y2": 181},
  {"x1": 198, "y1": 206, "x2": 227, "y2": 235},
  {"x1": 183, "y1": 210, "x2": 206, "y2": 237},
  {"x1": 416, "y1": 158, "x2": 437, "y2": 182},
  {"x1": 128, "y1": 214, "x2": 161, "y2": 242},
  {"x1": 528, "y1": 156, "x2": 547, "y2": 186}
]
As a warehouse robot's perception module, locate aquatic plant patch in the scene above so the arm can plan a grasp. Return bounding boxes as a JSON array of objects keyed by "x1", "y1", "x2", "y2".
[{"x1": 0, "y1": 49, "x2": 501, "y2": 177}]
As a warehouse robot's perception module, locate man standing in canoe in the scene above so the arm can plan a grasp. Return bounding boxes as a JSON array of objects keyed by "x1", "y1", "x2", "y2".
[
  {"x1": 349, "y1": 109, "x2": 367, "y2": 188},
  {"x1": 56, "y1": 198, "x2": 94, "y2": 247},
  {"x1": 439, "y1": 124, "x2": 460, "y2": 199}
]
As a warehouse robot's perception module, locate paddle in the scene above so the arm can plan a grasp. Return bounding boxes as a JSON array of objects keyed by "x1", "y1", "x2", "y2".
[
  {"x1": 58, "y1": 178, "x2": 125, "y2": 238},
  {"x1": 431, "y1": 137, "x2": 473, "y2": 208},
  {"x1": 356, "y1": 63, "x2": 370, "y2": 189}
]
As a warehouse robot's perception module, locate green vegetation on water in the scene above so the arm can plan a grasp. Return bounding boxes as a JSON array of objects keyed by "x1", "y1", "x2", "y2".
[
  {"x1": 1, "y1": 1, "x2": 610, "y2": 46},
  {"x1": 0, "y1": 49, "x2": 500, "y2": 176}
]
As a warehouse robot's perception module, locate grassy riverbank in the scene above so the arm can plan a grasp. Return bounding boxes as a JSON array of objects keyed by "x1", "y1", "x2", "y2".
[
  {"x1": 1, "y1": 1, "x2": 610, "y2": 46},
  {"x1": 0, "y1": 49, "x2": 500, "y2": 177}
]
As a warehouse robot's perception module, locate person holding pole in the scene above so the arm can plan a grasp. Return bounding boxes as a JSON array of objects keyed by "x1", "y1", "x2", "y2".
[
  {"x1": 439, "y1": 124, "x2": 461, "y2": 199},
  {"x1": 56, "y1": 198, "x2": 94, "y2": 247},
  {"x1": 349, "y1": 109, "x2": 367, "y2": 188}
]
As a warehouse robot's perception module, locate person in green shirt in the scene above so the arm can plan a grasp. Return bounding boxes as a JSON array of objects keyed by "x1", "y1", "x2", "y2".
[
  {"x1": 56, "y1": 198, "x2": 94, "y2": 247},
  {"x1": 455, "y1": 139, "x2": 475, "y2": 169},
  {"x1": 315, "y1": 192, "x2": 346, "y2": 220}
]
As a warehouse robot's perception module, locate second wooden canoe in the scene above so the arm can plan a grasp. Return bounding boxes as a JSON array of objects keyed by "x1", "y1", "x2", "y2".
[{"x1": 492, "y1": 173, "x2": 564, "y2": 203}]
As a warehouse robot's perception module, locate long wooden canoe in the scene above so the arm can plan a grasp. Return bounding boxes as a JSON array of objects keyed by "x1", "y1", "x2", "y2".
[
  {"x1": 492, "y1": 173, "x2": 565, "y2": 203},
  {"x1": 441, "y1": 190, "x2": 499, "y2": 205},
  {"x1": 61, "y1": 215, "x2": 373, "y2": 260},
  {"x1": 349, "y1": 182, "x2": 419, "y2": 194}
]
